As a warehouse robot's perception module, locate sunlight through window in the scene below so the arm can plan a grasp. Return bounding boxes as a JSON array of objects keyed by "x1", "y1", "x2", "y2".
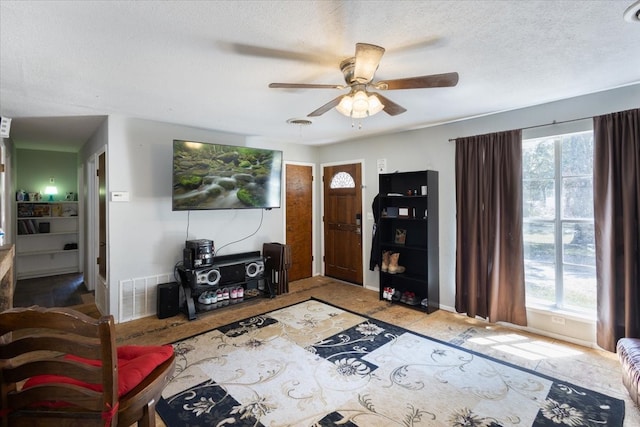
[{"x1": 468, "y1": 334, "x2": 583, "y2": 360}]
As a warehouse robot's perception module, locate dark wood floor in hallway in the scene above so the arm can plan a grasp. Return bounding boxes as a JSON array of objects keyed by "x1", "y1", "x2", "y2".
[{"x1": 13, "y1": 272, "x2": 91, "y2": 308}]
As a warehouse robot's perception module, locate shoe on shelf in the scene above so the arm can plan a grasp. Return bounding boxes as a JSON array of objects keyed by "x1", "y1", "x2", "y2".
[
  {"x1": 385, "y1": 287, "x2": 395, "y2": 301},
  {"x1": 400, "y1": 292, "x2": 408, "y2": 304},
  {"x1": 198, "y1": 291, "x2": 214, "y2": 305},
  {"x1": 392, "y1": 289, "x2": 401, "y2": 301},
  {"x1": 381, "y1": 250, "x2": 391, "y2": 272},
  {"x1": 237, "y1": 287, "x2": 244, "y2": 298},
  {"x1": 231, "y1": 288, "x2": 238, "y2": 299},
  {"x1": 406, "y1": 293, "x2": 419, "y2": 305},
  {"x1": 388, "y1": 253, "x2": 406, "y2": 274}
]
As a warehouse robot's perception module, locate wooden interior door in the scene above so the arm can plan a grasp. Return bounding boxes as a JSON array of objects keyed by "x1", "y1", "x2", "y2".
[
  {"x1": 285, "y1": 164, "x2": 313, "y2": 281},
  {"x1": 97, "y1": 152, "x2": 106, "y2": 280},
  {"x1": 323, "y1": 163, "x2": 363, "y2": 285}
]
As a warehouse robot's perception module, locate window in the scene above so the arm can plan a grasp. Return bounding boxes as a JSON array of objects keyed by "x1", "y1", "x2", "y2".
[
  {"x1": 522, "y1": 131, "x2": 595, "y2": 314},
  {"x1": 329, "y1": 171, "x2": 355, "y2": 189}
]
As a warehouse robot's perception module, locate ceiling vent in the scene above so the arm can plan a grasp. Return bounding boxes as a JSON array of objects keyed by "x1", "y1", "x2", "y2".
[{"x1": 286, "y1": 118, "x2": 313, "y2": 126}]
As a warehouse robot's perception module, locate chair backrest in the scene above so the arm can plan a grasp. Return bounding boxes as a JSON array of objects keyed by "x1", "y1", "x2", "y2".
[{"x1": 0, "y1": 306, "x2": 118, "y2": 427}]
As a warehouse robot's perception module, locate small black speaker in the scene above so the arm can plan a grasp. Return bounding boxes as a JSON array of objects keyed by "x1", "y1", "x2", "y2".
[{"x1": 157, "y1": 282, "x2": 180, "y2": 319}]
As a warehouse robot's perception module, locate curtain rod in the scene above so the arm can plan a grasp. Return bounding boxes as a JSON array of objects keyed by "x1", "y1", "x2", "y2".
[{"x1": 447, "y1": 116, "x2": 592, "y2": 142}]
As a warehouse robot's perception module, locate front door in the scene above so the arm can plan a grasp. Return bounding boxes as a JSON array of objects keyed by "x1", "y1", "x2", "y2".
[
  {"x1": 323, "y1": 163, "x2": 363, "y2": 285},
  {"x1": 285, "y1": 163, "x2": 313, "y2": 281}
]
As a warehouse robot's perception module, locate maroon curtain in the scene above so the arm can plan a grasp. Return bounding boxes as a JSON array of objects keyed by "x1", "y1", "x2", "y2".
[
  {"x1": 455, "y1": 129, "x2": 527, "y2": 325},
  {"x1": 593, "y1": 108, "x2": 640, "y2": 352}
]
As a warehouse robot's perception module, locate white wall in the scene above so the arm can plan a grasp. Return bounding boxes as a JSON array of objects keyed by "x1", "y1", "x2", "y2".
[
  {"x1": 103, "y1": 117, "x2": 318, "y2": 321},
  {"x1": 317, "y1": 83, "x2": 640, "y2": 346}
]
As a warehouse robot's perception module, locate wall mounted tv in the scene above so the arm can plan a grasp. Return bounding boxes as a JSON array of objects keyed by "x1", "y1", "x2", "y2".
[{"x1": 172, "y1": 140, "x2": 283, "y2": 211}]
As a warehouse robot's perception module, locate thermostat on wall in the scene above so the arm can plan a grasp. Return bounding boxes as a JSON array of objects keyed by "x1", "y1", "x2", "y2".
[{"x1": 110, "y1": 191, "x2": 130, "y2": 202}]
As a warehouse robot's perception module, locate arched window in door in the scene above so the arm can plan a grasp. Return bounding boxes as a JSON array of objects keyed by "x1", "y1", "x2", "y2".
[{"x1": 329, "y1": 171, "x2": 355, "y2": 189}]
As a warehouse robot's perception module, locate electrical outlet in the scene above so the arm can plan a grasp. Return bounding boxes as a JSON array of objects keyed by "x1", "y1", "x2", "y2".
[{"x1": 551, "y1": 316, "x2": 565, "y2": 325}]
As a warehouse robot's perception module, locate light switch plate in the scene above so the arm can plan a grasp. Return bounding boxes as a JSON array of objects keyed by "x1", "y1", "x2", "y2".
[{"x1": 110, "y1": 191, "x2": 130, "y2": 202}]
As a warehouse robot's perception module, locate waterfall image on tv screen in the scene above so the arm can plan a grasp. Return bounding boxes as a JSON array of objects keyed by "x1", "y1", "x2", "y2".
[{"x1": 172, "y1": 140, "x2": 283, "y2": 211}]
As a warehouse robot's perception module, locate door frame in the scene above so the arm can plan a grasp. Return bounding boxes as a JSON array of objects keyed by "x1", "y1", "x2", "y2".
[
  {"x1": 85, "y1": 154, "x2": 97, "y2": 292},
  {"x1": 85, "y1": 146, "x2": 108, "y2": 314},
  {"x1": 320, "y1": 159, "x2": 367, "y2": 284},
  {"x1": 283, "y1": 161, "x2": 317, "y2": 277}
]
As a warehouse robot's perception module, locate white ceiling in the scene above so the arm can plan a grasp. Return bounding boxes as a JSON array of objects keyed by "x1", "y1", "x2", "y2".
[{"x1": 1, "y1": 0, "x2": 639, "y2": 152}]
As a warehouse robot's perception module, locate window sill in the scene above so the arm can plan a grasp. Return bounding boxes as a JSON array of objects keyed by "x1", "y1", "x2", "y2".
[{"x1": 526, "y1": 305, "x2": 596, "y2": 324}]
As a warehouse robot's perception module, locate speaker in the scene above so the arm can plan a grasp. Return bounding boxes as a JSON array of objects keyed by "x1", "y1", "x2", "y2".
[
  {"x1": 245, "y1": 260, "x2": 265, "y2": 278},
  {"x1": 157, "y1": 282, "x2": 180, "y2": 319},
  {"x1": 195, "y1": 267, "x2": 221, "y2": 286}
]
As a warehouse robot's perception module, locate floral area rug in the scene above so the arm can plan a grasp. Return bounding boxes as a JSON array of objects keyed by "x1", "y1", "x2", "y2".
[{"x1": 156, "y1": 298, "x2": 624, "y2": 426}]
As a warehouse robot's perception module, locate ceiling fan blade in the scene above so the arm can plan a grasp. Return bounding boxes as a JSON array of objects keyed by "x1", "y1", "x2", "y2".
[
  {"x1": 374, "y1": 93, "x2": 407, "y2": 116},
  {"x1": 307, "y1": 95, "x2": 346, "y2": 117},
  {"x1": 219, "y1": 41, "x2": 335, "y2": 66},
  {"x1": 353, "y1": 43, "x2": 385, "y2": 83},
  {"x1": 375, "y1": 72, "x2": 459, "y2": 90},
  {"x1": 269, "y1": 83, "x2": 344, "y2": 89}
]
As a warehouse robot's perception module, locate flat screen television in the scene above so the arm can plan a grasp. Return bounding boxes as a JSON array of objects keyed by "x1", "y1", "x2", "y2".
[{"x1": 172, "y1": 140, "x2": 283, "y2": 211}]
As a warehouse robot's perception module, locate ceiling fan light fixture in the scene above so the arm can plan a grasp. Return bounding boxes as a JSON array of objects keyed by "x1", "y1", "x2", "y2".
[
  {"x1": 367, "y1": 94, "x2": 384, "y2": 115},
  {"x1": 336, "y1": 95, "x2": 353, "y2": 116},
  {"x1": 335, "y1": 90, "x2": 385, "y2": 118},
  {"x1": 352, "y1": 90, "x2": 369, "y2": 115}
]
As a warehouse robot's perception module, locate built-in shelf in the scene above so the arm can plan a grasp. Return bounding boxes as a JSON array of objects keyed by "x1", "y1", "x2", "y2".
[{"x1": 15, "y1": 201, "x2": 80, "y2": 279}]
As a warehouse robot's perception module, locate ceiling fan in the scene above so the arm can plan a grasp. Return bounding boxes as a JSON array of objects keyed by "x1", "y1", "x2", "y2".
[{"x1": 269, "y1": 43, "x2": 459, "y2": 119}]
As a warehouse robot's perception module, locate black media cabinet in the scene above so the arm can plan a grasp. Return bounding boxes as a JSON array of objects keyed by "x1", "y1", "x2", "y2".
[{"x1": 177, "y1": 250, "x2": 274, "y2": 320}]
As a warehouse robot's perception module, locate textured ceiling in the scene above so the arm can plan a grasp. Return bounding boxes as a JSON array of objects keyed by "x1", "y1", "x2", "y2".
[{"x1": 1, "y1": 0, "x2": 639, "y2": 151}]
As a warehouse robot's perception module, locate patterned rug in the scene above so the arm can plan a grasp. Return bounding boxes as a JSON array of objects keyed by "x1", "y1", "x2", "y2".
[{"x1": 156, "y1": 299, "x2": 624, "y2": 426}]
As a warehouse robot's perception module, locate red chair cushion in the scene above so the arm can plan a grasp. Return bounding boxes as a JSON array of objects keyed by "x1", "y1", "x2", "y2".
[{"x1": 23, "y1": 345, "x2": 174, "y2": 398}]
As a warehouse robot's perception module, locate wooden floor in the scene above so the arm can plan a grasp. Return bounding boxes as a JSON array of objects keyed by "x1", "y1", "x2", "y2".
[{"x1": 13, "y1": 272, "x2": 90, "y2": 308}]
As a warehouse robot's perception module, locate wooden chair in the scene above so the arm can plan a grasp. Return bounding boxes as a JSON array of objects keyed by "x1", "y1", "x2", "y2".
[
  {"x1": 0, "y1": 306, "x2": 175, "y2": 427},
  {"x1": 263, "y1": 242, "x2": 292, "y2": 295}
]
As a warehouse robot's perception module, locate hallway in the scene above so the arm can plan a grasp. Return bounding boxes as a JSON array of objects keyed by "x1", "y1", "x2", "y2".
[{"x1": 13, "y1": 272, "x2": 92, "y2": 308}]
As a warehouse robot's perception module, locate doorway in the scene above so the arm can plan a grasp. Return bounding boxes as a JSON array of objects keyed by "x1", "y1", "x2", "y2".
[
  {"x1": 85, "y1": 149, "x2": 108, "y2": 314},
  {"x1": 322, "y1": 162, "x2": 363, "y2": 285}
]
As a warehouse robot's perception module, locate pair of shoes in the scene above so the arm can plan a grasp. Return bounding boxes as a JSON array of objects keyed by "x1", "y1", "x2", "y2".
[
  {"x1": 244, "y1": 288, "x2": 260, "y2": 297},
  {"x1": 382, "y1": 286, "x2": 395, "y2": 301},
  {"x1": 229, "y1": 287, "x2": 245, "y2": 299},
  {"x1": 406, "y1": 293, "x2": 419, "y2": 305},
  {"x1": 230, "y1": 287, "x2": 243, "y2": 299},
  {"x1": 388, "y1": 253, "x2": 406, "y2": 274},
  {"x1": 198, "y1": 290, "x2": 218, "y2": 305},
  {"x1": 400, "y1": 291, "x2": 418, "y2": 305}
]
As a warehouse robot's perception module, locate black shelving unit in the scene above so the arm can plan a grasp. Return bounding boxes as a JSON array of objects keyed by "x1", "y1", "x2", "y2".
[{"x1": 378, "y1": 170, "x2": 439, "y2": 313}]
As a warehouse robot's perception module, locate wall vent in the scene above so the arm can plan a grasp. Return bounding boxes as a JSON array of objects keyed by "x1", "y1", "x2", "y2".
[{"x1": 119, "y1": 273, "x2": 173, "y2": 322}]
